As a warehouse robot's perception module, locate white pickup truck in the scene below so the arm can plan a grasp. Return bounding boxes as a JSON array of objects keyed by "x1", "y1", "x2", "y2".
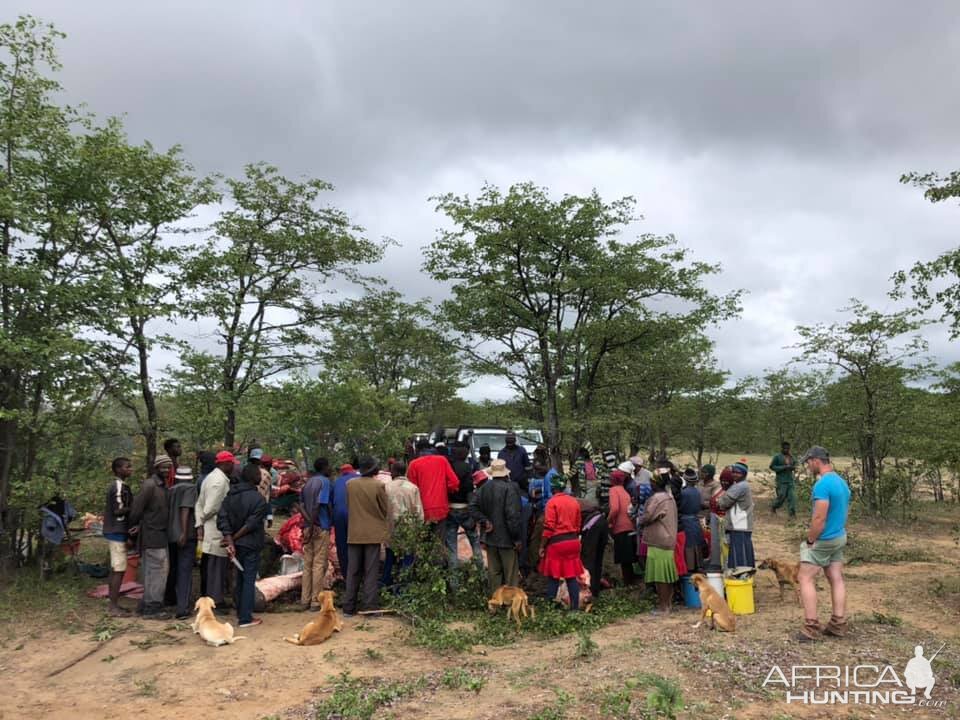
[{"x1": 429, "y1": 426, "x2": 544, "y2": 460}]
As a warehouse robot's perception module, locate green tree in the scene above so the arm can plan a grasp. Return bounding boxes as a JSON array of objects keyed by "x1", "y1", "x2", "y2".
[
  {"x1": 795, "y1": 300, "x2": 930, "y2": 515},
  {"x1": 182, "y1": 163, "x2": 382, "y2": 447},
  {"x1": 79, "y1": 121, "x2": 215, "y2": 467},
  {"x1": 893, "y1": 170, "x2": 960, "y2": 337},
  {"x1": 0, "y1": 17, "x2": 124, "y2": 567},
  {"x1": 425, "y1": 182, "x2": 738, "y2": 469},
  {"x1": 322, "y1": 290, "x2": 462, "y2": 419}
]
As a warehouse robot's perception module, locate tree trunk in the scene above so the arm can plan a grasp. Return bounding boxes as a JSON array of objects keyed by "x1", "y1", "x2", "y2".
[
  {"x1": 135, "y1": 323, "x2": 159, "y2": 468},
  {"x1": 224, "y1": 406, "x2": 236, "y2": 449}
]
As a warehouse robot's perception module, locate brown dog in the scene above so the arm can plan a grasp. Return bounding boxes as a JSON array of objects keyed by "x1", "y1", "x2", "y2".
[
  {"x1": 690, "y1": 574, "x2": 736, "y2": 632},
  {"x1": 758, "y1": 558, "x2": 800, "y2": 605},
  {"x1": 284, "y1": 590, "x2": 343, "y2": 646},
  {"x1": 488, "y1": 585, "x2": 535, "y2": 627},
  {"x1": 192, "y1": 596, "x2": 245, "y2": 647}
]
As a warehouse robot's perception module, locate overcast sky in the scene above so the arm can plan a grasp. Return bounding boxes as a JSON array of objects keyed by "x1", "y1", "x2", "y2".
[{"x1": 19, "y1": 1, "x2": 960, "y2": 399}]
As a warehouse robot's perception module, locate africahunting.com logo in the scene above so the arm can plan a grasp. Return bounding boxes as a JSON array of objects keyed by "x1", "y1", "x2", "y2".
[{"x1": 762, "y1": 643, "x2": 946, "y2": 707}]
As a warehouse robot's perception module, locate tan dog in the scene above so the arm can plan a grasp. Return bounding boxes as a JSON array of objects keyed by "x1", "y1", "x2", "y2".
[
  {"x1": 192, "y1": 596, "x2": 245, "y2": 646},
  {"x1": 284, "y1": 590, "x2": 343, "y2": 646},
  {"x1": 690, "y1": 574, "x2": 736, "y2": 632},
  {"x1": 488, "y1": 585, "x2": 535, "y2": 627},
  {"x1": 758, "y1": 558, "x2": 800, "y2": 605}
]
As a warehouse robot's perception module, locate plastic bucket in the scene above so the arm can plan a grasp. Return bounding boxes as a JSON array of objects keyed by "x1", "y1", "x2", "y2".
[
  {"x1": 706, "y1": 572, "x2": 725, "y2": 598},
  {"x1": 724, "y1": 577, "x2": 755, "y2": 615},
  {"x1": 679, "y1": 575, "x2": 701, "y2": 608}
]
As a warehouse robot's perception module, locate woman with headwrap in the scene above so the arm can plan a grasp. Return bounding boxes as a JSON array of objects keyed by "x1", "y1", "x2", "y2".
[
  {"x1": 678, "y1": 468, "x2": 706, "y2": 574},
  {"x1": 539, "y1": 474, "x2": 584, "y2": 610},
  {"x1": 639, "y1": 468, "x2": 679, "y2": 614},
  {"x1": 707, "y1": 466, "x2": 734, "y2": 571},
  {"x1": 717, "y1": 461, "x2": 756, "y2": 576},
  {"x1": 607, "y1": 469, "x2": 636, "y2": 585}
]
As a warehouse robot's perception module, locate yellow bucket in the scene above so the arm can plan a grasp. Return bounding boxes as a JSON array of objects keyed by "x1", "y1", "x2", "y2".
[{"x1": 723, "y1": 577, "x2": 755, "y2": 615}]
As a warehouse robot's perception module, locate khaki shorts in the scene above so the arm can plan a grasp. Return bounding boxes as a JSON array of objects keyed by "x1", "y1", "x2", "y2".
[
  {"x1": 108, "y1": 540, "x2": 128, "y2": 572},
  {"x1": 800, "y1": 534, "x2": 846, "y2": 567}
]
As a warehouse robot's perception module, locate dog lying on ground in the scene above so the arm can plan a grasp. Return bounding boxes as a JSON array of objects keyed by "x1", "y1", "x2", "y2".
[
  {"x1": 192, "y1": 596, "x2": 245, "y2": 646},
  {"x1": 284, "y1": 590, "x2": 343, "y2": 646},
  {"x1": 690, "y1": 574, "x2": 736, "y2": 632},
  {"x1": 488, "y1": 585, "x2": 535, "y2": 627},
  {"x1": 758, "y1": 558, "x2": 800, "y2": 605}
]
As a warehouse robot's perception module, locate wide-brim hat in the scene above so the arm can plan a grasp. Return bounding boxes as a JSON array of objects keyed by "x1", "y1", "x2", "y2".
[
  {"x1": 174, "y1": 466, "x2": 194, "y2": 482},
  {"x1": 357, "y1": 455, "x2": 379, "y2": 476},
  {"x1": 489, "y1": 459, "x2": 510, "y2": 478}
]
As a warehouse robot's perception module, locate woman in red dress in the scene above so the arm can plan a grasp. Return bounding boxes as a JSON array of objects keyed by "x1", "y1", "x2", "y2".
[{"x1": 539, "y1": 474, "x2": 584, "y2": 610}]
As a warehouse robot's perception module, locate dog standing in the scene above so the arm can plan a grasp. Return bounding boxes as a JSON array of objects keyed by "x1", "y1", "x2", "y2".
[
  {"x1": 192, "y1": 596, "x2": 245, "y2": 647},
  {"x1": 690, "y1": 574, "x2": 736, "y2": 632},
  {"x1": 488, "y1": 585, "x2": 535, "y2": 627},
  {"x1": 758, "y1": 558, "x2": 801, "y2": 605},
  {"x1": 284, "y1": 590, "x2": 343, "y2": 646}
]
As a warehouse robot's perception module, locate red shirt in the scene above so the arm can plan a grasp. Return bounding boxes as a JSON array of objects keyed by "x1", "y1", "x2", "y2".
[
  {"x1": 407, "y1": 454, "x2": 459, "y2": 522},
  {"x1": 542, "y1": 492, "x2": 582, "y2": 541}
]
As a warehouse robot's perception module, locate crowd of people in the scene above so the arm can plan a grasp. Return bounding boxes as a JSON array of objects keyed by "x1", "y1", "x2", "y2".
[{"x1": 100, "y1": 433, "x2": 851, "y2": 642}]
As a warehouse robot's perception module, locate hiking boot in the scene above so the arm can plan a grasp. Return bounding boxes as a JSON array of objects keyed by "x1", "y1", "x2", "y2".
[
  {"x1": 798, "y1": 619, "x2": 822, "y2": 643},
  {"x1": 824, "y1": 615, "x2": 848, "y2": 638}
]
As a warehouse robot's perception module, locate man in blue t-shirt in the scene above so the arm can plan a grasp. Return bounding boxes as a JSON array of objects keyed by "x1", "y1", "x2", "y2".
[
  {"x1": 797, "y1": 446, "x2": 851, "y2": 643},
  {"x1": 298, "y1": 457, "x2": 333, "y2": 610}
]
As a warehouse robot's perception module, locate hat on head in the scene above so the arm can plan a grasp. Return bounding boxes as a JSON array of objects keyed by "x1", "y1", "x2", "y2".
[
  {"x1": 617, "y1": 460, "x2": 636, "y2": 474},
  {"x1": 153, "y1": 454, "x2": 173, "y2": 468},
  {"x1": 800, "y1": 446, "x2": 830, "y2": 463},
  {"x1": 610, "y1": 469, "x2": 628, "y2": 486},
  {"x1": 732, "y1": 461, "x2": 749, "y2": 477},
  {"x1": 215, "y1": 451, "x2": 236, "y2": 465},
  {"x1": 357, "y1": 456, "x2": 379, "y2": 476},
  {"x1": 260, "y1": 454, "x2": 273, "y2": 466},
  {"x1": 472, "y1": 469, "x2": 489, "y2": 487},
  {"x1": 682, "y1": 467, "x2": 699, "y2": 482},
  {"x1": 701, "y1": 463, "x2": 716, "y2": 477},
  {"x1": 340, "y1": 463, "x2": 355, "y2": 474},
  {"x1": 249, "y1": 448, "x2": 264, "y2": 460},
  {"x1": 629, "y1": 456, "x2": 644, "y2": 467},
  {"x1": 175, "y1": 466, "x2": 194, "y2": 482},
  {"x1": 489, "y1": 459, "x2": 510, "y2": 478},
  {"x1": 434, "y1": 441, "x2": 446, "y2": 448}
]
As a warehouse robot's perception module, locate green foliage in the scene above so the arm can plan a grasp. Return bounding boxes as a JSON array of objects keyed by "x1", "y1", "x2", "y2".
[
  {"x1": 867, "y1": 611, "x2": 903, "y2": 626},
  {"x1": 425, "y1": 182, "x2": 739, "y2": 465},
  {"x1": 181, "y1": 162, "x2": 383, "y2": 446},
  {"x1": 795, "y1": 300, "x2": 931, "y2": 516},
  {"x1": 440, "y1": 667, "x2": 486, "y2": 694},
  {"x1": 314, "y1": 671, "x2": 426, "y2": 720},
  {"x1": 640, "y1": 674, "x2": 684, "y2": 719},
  {"x1": 574, "y1": 627, "x2": 598, "y2": 659},
  {"x1": 527, "y1": 689, "x2": 573, "y2": 720}
]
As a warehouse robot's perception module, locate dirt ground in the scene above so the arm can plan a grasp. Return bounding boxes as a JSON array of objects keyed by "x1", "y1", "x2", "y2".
[{"x1": 2, "y1": 483, "x2": 959, "y2": 720}]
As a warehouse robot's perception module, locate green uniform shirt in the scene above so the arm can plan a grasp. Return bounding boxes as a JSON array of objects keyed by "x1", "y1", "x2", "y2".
[{"x1": 769, "y1": 453, "x2": 796, "y2": 483}]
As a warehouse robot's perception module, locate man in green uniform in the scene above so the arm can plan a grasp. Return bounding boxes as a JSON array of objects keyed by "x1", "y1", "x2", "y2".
[{"x1": 769, "y1": 441, "x2": 797, "y2": 518}]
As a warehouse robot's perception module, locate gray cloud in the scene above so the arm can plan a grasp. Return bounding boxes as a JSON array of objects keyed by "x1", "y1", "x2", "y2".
[{"x1": 14, "y1": 0, "x2": 960, "y2": 398}]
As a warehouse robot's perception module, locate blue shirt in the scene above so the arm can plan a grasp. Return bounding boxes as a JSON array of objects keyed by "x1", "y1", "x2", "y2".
[
  {"x1": 300, "y1": 473, "x2": 332, "y2": 530},
  {"x1": 812, "y1": 471, "x2": 851, "y2": 541},
  {"x1": 497, "y1": 445, "x2": 531, "y2": 484},
  {"x1": 333, "y1": 472, "x2": 357, "y2": 524}
]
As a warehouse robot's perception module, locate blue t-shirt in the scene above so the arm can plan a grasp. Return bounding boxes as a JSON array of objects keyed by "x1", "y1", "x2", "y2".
[{"x1": 812, "y1": 471, "x2": 851, "y2": 541}]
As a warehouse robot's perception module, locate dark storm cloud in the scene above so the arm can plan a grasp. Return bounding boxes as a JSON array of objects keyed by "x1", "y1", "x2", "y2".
[{"x1": 13, "y1": 1, "x2": 960, "y2": 396}]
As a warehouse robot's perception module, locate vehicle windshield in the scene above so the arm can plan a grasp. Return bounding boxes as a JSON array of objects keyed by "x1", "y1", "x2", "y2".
[{"x1": 471, "y1": 431, "x2": 543, "y2": 454}]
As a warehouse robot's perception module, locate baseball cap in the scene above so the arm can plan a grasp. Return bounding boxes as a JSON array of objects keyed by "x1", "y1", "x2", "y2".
[
  {"x1": 215, "y1": 450, "x2": 236, "y2": 464},
  {"x1": 249, "y1": 448, "x2": 264, "y2": 460},
  {"x1": 617, "y1": 461, "x2": 636, "y2": 474},
  {"x1": 800, "y1": 446, "x2": 830, "y2": 463}
]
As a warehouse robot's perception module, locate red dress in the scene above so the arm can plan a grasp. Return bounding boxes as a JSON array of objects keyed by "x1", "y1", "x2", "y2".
[{"x1": 539, "y1": 493, "x2": 585, "y2": 579}]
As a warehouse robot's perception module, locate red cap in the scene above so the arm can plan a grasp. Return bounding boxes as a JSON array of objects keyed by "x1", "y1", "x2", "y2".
[
  {"x1": 472, "y1": 469, "x2": 489, "y2": 486},
  {"x1": 261, "y1": 454, "x2": 273, "y2": 466},
  {"x1": 340, "y1": 464, "x2": 355, "y2": 474},
  {"x1": 215, "y1": 451, "x2": 236, "y2": 464}
]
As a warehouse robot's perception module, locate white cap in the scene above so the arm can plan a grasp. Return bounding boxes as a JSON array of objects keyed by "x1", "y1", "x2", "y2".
[{"x1": 617, "y1": 461, "x2": 636, "y2": 474}]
